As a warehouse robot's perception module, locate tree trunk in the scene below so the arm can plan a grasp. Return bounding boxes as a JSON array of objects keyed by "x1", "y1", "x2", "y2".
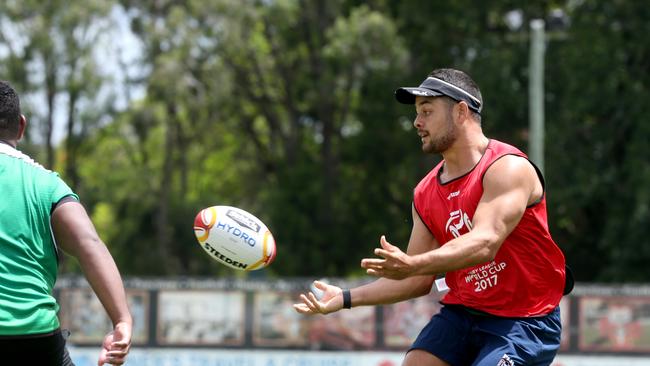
[
  {"x1": 155, "y1": 103, "x2": 176, "y2": 273},
  {"x1": 44, "y1": 62, "x2": 56, "y2": 170},
  {"x1": 65, "y1": 90, "x2": 79, "y2": 190}
]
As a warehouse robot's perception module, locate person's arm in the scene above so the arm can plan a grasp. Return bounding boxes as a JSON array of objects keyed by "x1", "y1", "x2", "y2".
[
  {"x1": 361, "y1": 155, "x2": 542, "y2": 279},
  {"x1": 51, "y1": 200, "x2": 132, "y2": 366},
  {"x1": 293, "y1": 204, "x2": 438, "y2": 314}
]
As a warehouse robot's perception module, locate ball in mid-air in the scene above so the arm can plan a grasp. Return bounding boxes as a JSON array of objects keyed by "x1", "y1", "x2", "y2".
[{"x1": 194, "y1": 205, "x2": 276, "y2": 270}]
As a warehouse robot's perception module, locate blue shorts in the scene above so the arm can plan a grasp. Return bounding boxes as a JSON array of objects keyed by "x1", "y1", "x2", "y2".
[{"x1": 409, "y1": 305, "x2": 561, "y2": 366}]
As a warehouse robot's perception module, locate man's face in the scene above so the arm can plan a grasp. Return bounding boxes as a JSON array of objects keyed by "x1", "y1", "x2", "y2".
[{"x1": 413, "y1": 96, "x2": 457, "y2": 154}]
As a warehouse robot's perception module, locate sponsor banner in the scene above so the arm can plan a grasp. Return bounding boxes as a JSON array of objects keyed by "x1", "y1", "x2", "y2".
[
  {"x1": 55, "y1": 280, "x2": 650, "y2": 355},
  {"x1": 382, "y1": 293, "x2": 441, "y2": 348},
  {"x1": 69, "y1": 349, "x2": 404, "y2": 366},
  {"x1": 551, "y1": 355, "x2": 650, "y2": 366},
  {"x1": 306, "y1": 301, "x2": 376, "y2": 350},
  {"x1": 579, "y1": 296, "x2": 650, "y2": 352},
  {"x1": 157, "y1": 290, "x2": 246, "y2": 346},
  {"x1": 559, "y1": 297, "x2": 571, "y2": 351},
  {"x1": 67, "y1": 349, "x2": 650, "y2": 366},
  {"x1": 252, "y1": 291, "x2": 311, "y2": 347},
  {"x1": 58, "y1": 288, "x2": 150, "y2": 345}
]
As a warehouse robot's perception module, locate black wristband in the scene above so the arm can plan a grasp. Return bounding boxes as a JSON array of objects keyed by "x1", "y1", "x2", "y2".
[{"x1": 342, "y1": 289, "x2": 352, "y2": 309}]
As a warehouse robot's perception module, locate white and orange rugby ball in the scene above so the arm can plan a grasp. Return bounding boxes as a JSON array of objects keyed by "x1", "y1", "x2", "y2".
[{"x1": 194, "y1": 205, "x2": 276, "y2": 271}]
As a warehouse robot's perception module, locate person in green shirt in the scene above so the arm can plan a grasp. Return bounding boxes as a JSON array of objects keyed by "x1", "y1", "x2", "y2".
[{"x1": 0, "y1": 80, "x2": 132, "y2": 365}]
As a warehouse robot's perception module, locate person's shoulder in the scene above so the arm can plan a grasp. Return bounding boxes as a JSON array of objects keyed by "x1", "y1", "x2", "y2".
[
  {"x1": 22, "y1": 157, "x2": 65, "y2": 183},
  {"x1": 0, "y1": 145, "x2": 57, "y2": 176},
  {"x1": 487, "y1": 139, "x2": 526, "y2": 156},
  {"x1": 483, "y1": 154, "x2": 538, "y2": 192},
  {"x1": 10, "y1": 148, "x2": 73, "y2": 189}
]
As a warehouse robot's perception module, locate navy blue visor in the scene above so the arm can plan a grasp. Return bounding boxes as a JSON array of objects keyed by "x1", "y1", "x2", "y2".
[{"x1": 395, "y1": 77, "x2": 482, "y2": 114}]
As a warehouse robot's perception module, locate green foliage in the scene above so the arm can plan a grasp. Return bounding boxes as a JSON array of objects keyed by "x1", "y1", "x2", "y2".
[
  {"x1": 543, "y1": 0, "x2": 650, "y2": 281},
  {"x1": 1, "y1": 0, "x2": 648, "y2": 281}
]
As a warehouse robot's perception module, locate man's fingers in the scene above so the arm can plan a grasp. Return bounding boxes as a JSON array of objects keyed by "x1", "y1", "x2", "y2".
[
  {"x1": 293, "y1": 292, "x2": 327, "y2": 314},
  {"x1": 366, "y1": 268, "x2": 383, "y2": 277},
  {"x1": 107, "y1": 348, "x2": 129, "y2": 358},
  {"x1": 105, "y1": 357, "x2": 126, "y2": 365},
  {"x1": 307, "y1": 292, "x2": 322, "y2": 311},
  {"x1": 293, "y1": 301, "x2": 316, "y2": 313},
  {"x1": 361, "y1": 258, "x2": 386, "y2": 267},
  {"x1": 313, "y1": 280, "x2": 327, "y2": 290},
  {"x1": 374, "y1": 248, "x2": 393, "y2": 258},
  {"x1": 293, "y1": 294, "x2": 318, "y2": 314},
  {"x1": 107, "y1": 351, "x2": 128, "y2": 358},
  {"x1": 109, "y1": 342, "x2": 130, "y2": 352},
  {"x1": 380, "y1": 235, "x2": 396, "y2": 250},
  {"x1": 300, "y1": 293, "x2": 322, "y2": 313},
  {"x1": 299, "y1": 294, "x2": 314, "y2": 308},
  {"x1": 293, "y1": 303, "x2": 311, "y2": 313}
]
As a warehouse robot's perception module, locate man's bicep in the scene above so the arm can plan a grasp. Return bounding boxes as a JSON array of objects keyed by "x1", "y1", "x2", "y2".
[
  {"x1": 473, "y1": 156, "x2": 536, "y2": 241},
  {"x1": 51, "y1": 200, "x2": 101, "y2": 256},
  {"x1": 406, "y1": 203, "x2": 439, "y2": 255}
]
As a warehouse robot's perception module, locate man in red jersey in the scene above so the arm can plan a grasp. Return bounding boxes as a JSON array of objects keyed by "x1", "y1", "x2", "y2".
[{"x1": 294, "y1": 68, "x2": 571, "y2": 366}]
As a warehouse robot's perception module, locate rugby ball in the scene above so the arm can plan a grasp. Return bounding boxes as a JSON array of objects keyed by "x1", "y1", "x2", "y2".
[{"x1": 193, "y1": 205, "x2": 276, "y2": 270}]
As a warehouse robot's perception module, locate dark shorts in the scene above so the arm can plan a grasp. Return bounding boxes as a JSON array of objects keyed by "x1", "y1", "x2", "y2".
[
  {"x1": 409, "y1": 305, "x2": 561, "y2": 366},
  {"x1": 0, "y1": 328, "x2": 75, "y2": 365}
]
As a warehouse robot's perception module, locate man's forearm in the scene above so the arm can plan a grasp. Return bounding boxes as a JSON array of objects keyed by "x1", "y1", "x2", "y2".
[
  {"x1": 351, "y1": 275, "x2": 434, "y2": 307},
  {"x1": 76, "y1": 241, "x2": 132, "y2": 326}
]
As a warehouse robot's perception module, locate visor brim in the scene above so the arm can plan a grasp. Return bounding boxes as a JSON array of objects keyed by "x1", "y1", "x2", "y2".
[{"x1": 395, "y1": 87, "x2": 444, "y2": 104}]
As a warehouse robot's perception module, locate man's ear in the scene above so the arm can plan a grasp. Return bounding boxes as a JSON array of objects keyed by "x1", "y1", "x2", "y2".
[
  {"x1": 17, "y1": 115, "x2": 27, "y2": 141},
  {"x1": 456, "y1": 101, "x2": 470, "y2": 123}
]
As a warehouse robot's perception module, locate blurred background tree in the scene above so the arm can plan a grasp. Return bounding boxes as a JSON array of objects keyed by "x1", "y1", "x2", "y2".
[{"x1": 0, "y1": 0, "x2": 647, "y2": 282}]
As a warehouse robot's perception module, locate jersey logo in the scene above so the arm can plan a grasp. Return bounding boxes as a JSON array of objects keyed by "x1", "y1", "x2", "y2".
[
  {"x1": 497, "y1": 354, "x2": 514, "y2": 366},
  {"x1": 446, "y1": 190, "x2": 460, "y2": 200},
  {"x1": 445, "y1": 209, "x2": 473, "y2": 238}
]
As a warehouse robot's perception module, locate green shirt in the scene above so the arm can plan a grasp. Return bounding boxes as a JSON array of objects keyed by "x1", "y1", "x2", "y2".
[{"x1": 0, "y1": 142, "x2": 78, "y2": 335}]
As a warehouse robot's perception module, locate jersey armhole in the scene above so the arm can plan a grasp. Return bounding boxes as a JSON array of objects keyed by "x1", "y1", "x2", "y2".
[
  {"x1": 50, "y1": 195, "x2": 79, "y2": 214},
  {"x1": 527, "y1": 162, "x2": 546, "y2": 208},
  {"x1": 480, "y1": 153, "x2": 546, "y2": 208},
  {"x1": 413, "y1": 201, "x2": 435, "y2": 236}
]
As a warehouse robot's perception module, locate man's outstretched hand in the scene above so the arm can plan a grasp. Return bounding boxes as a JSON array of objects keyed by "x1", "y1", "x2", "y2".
[
  {"x1": 361, "y1": 235, "x2": 418, "y2": 280},
  {"x1": 293, "y1": 280, "x2": 344, "y2": 315}
]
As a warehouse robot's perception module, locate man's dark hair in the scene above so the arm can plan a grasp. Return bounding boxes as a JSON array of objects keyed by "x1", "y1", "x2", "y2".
[
  {"x1": 0, "y1": 80, "x2": 21, "y2": 140},
  {"x1": 429, "y1": 68, "x2": 482, "y2": 122}
]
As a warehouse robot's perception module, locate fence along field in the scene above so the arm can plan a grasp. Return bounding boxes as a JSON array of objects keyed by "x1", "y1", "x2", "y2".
[{"x1": 56, "y1": 276, "x2": 650, "y2": 364}]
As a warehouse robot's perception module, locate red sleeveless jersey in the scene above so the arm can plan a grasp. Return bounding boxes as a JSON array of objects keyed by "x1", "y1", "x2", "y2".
[{"x1": 413, "y1": 139, "x2": 565, "y2": 317}]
